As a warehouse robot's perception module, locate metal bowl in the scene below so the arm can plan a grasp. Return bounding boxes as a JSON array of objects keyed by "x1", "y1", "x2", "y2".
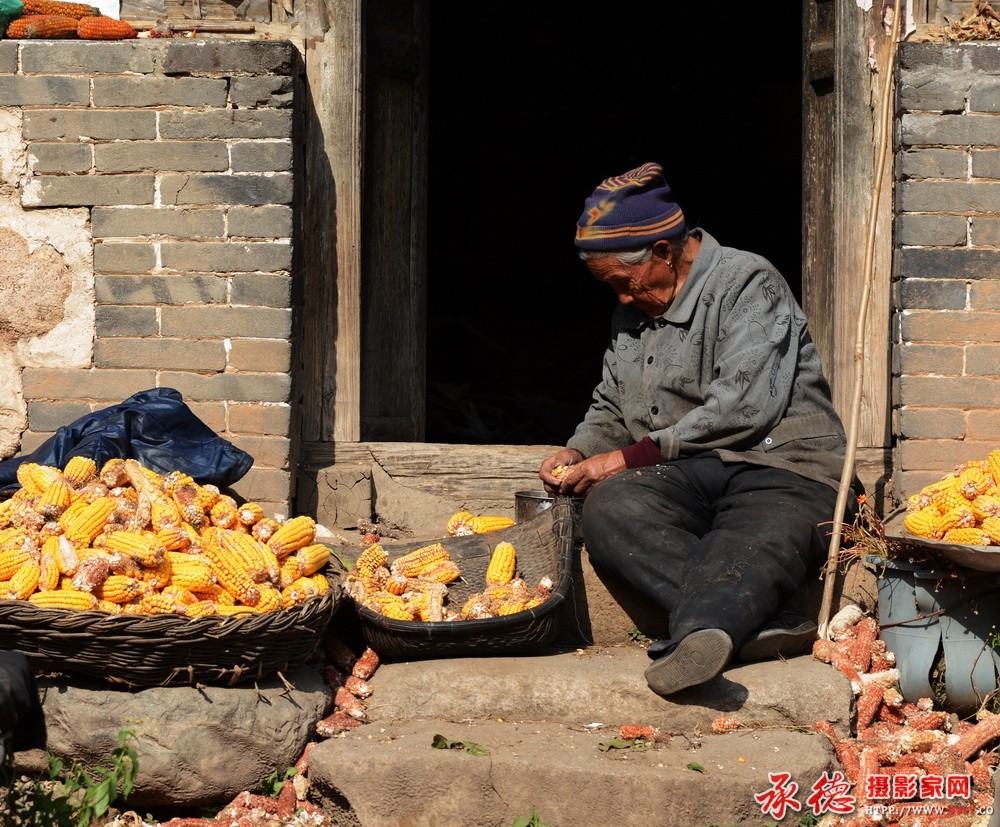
[{"x1": 514, "y1": 489, "x2": 584, "y2": 543}]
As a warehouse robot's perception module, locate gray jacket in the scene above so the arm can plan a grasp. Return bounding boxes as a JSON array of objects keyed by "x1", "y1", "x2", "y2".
[{"x1": 566, "y1": 229, "x2": 847, "y2": 490}]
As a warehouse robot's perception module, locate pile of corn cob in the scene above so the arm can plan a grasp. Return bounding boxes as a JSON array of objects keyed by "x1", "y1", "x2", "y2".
[
  {"x1": 903, "y1": 450, "x2": 1000, "y2": 545},
  {"x1": 0, "y1": 456, "x2": 332, "y2": 616},
  {"x1": 346, "y1": 538, "x2": 552, "y2": 622},
  {"x1": 3, "y1": 0, "x2": 137, "y2": 40}
]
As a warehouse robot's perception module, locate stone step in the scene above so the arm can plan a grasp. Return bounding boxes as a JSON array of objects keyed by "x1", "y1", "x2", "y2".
[{"x1": 307, "y1": 718, "x2": 837, "y2": 827}]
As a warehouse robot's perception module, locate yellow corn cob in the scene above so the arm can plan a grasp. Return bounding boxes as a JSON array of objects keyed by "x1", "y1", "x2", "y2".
[
  {"x1": 378, "y1": 602, "x2": 415, "y2": 621},
  {"x1": 279, "y1": 556, "x2": 300, "y2": 589},
  {"x1": 58, "y1": 500, "x2": 87, "y2": 534},
  {"x1": 940, "y1": 505, "x2": 976, "y2": 532},
  {"x1": 267, "y1": 516, "x2": 317, "y2": 559},
  {"x1": 251, "y1": 517, "x2": 281, "y2": 543},
  {"x1": 166, "y1": 555, "x2": 215, "y2": 591},
  {"x1": 138, "y1": 593, "x2": 181, "y2": 615},
  {"x1": 295, "y1": 543, "x2": 330, "y2": 577},
  {"x1": 32, "y1": 465, "x2": 64, "y2": 493},
  {"x1": 0, "y1": 498, "x2": 16, "y2": 529},
  {"x1": 932, "y1": 484, "x2": 967, "y2": 515},
  {"x1": 220, "y1": 530, "x2": 271, "y2": 584},
  {"x1": 62, "y1": 456, "x2": 97, "y2": 487},
  {"x1": 466, "y1": 516, "x2": 516, "y2": 535},
  {"x1": 139, "y1": 556, "x2": 171, "y2": 590},
  {"x1": 97, "y1": 599, "x2": 122, "y2": 613},
  {"x1": 76, "y1": 479, "x2": 111, "y2": 505},
  {"x1": 185, "y1": 599, "x2": 217, "y2": 617},
  {"x1": 38, "y1": 550, "x2": 60, "y2": 591},
  {"x1": 496, "y1": 598, "x2": 529, "y2": 616},
  {"x1": 281, "y1": 576, "x2": 320, "y2": 607},
  {"x1": 104, "y1": 531, "x2": 165, "y2": 567},
  {"x1": 171, "y1": 484, "x2": 205, "y2": 529},
  {"x1": 461, "y1": 593, "x2": 493, "y2": 620},
  {"x1": 15, "y1": 464, "x2": 44, "y2": 496},
  {"x1": 354, "y1": 543, "x2": 387, "y2": 578},
  {"x1": 202, "y1": 529, "x2": 260, "y2": 606},
  {"x1": 906, "y1": 492, "x2": 933, "y2": 513},
  {"x1": 385, "y1": 573, "x2": 408, "y2": 596},
  {"x1": 942, "y1": 527, "x2": 991, "y2": 546},
  {"x1": 391, "y1": 543, "x2": 449, "y2": 577},
  {"x1": 216, "y1": 604, "x2": 255, "y2": 617},
  {"x1": 107, "y1": 551, "x2": 142, "y2": 578},
  {"x1": 0, "y1": 527, "x2": 26, "y2": 550},
  {"x1": 904, "y1": 507, "x2": 943, "y2": 538},
  {"x1": 209, "y1": 498, "x2": 237, "y2": 529},
  {"x1": 161, "y1": 585, "x2": 198, "y2": 606},
  {"x1": 361, "y1": 590, "x2": 409, "y2": 613},
  {"x1": 192, "y1": 583, "x2": 235, "y2": 606},
  {"x1": 983, "y1": 517, "x2": 1000, "y2": 545},
  {"x1": 525, "y1": 596, "x2": 544, "y2": 610},
  {"x1": 418, "y1": 559, "x2": 462, "y2": 584},
  {"x1": 987, "y1": 450, "x2": 1000, "y2": 487},
  {"x1": 37, "y1": 478, "x2": 75, "y2": 520},
  {"x1": 252, "y1": 584, "x2": 281, "y2": 613},
  {"x1": 28, "y1": 589, "x2": 97, "y2": 611},
  {"x1": 417, "y1": 590, "x2": 445, "y2": 622},
  {"x1": 973, "y1": 494, "x2": 1000, "y2": 523},
  {"x1": 0, "y1": 546, "x2": 33, "y2": 581},
  {"x1": 486, "y1": 542, "x2": 516, "y2": 586},
  {"x1": 51, "y1": 536, "x2": 79, "y2": 576},
  {"x1": 161, "y1": 471, "x2": 195, "y2": 495},
  {"x1": 150, "y1": 499, "x2": 183, "y2": 532},
  {"x1": 96, "y1": 574, "x2": 144, "y2": 603},
  {"x1": 959, "y1": 467, "x2": 992, "y2": 500},
  {"x1": 64, "y1": 497, "x2": 117, "y2": 546},
  {"x1": 195, "y1": 484, "x2": 221, "y2": 512},
  {"x1": 3, "y1": 559, "x2": 40, "y2": 600},
  {"x1": 156, "y1": 526, "x2": 191, "y2": 552},
  {"x1": 237, "y1": 502, "x2": 264, "y2": 527},
  {"x1": 309, "y1": 572, "x2": 330, "y2": 594},
  {"x1": 446, "y1": 511, "x2": 475, "y2": 536},
  {"x1": 485, "y1": 583, "x2": 514, "y2": 605}
]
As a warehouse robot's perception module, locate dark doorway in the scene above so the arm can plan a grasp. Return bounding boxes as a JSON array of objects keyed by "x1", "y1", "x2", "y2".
[{"x1": 426, "y1": 8, "x2": 803, "y2": 446}]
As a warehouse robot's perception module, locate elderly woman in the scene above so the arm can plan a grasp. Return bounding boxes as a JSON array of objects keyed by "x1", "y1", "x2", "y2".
[{"x1": 540, "y1": 163, "x2": 850, "y2": 697}]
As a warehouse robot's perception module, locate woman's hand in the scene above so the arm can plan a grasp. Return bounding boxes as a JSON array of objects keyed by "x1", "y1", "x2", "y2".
[
  {"x1": 558, "y1": 450, "x2": 627, "y2": 495},
  {"x1": 539, "y1": 449, "x2": 584, "y2": 494}
]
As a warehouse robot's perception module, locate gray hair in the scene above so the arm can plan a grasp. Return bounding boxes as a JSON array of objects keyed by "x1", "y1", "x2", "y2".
[{"x1": 578, "y1": 230, "x2": 689, "y2": 266}]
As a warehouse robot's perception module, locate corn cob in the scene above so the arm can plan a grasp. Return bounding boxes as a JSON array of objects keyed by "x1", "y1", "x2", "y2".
[
  {"x1": 446, "y1": 511, "x2": 475, "y2": 536},
  {"x1": 496, "y1": 598, "x2": 528, "y2": 616},
  {"x1": 28, "y1": 589, "x2": 97, "y2": 611},
  {"x1": 23, "y1": 0, "x2": 98, "y2": 15},
  {"x1": 390, "y1": 543, "x2": 449, "y2": 577},
  {"x1": 465, "y1": 515, "x2": 516, "y2": 535},
  {"x1": 251, "y1": 517, "x2": 281, "y2": 543},
  {"x1": 942, "y1": 527, "x2": 991, "y2": 546},
  {"x1": 150, "y1": 499, "x2": 183, "y2": 531},
  {"x1": 959, "y1": 466, "x2": 992, "y2": 499},
  {"x1": 99, "y1": 458, "x2": 128, "y2": 488},
  {"x1": 62, "y1": 456, "x2": 97, "y2": 487},
  {"x1": 282, "y1": 577, "x2": 320, "y2": 607},
  {"x1": 385, "y1": 573, "x2": 408, "y2": 596},
  {"x1": 15, "y1": 463, "x2": 45, "y2": 495},
  {"x1": 202, "y1": 529, "x2": 260, "y2": 606},
  {"x1": 295, "y1": 543, "x2": 330, "y2": 577},
  {"x1": 216, "y1": 604, "x2": 255, "y2": 617},
  {"x1": 72, "y1": 553, "x2": 112, "y2": 593},
  {"x1": 156, "y1": 526, "x2": 191, "y2": 552},
  {"x1": 195, "y1": 484, "x2": 221, "y2": 512},
  {"x1": 354, "y1": 543, "x2": 387, "y2": 578},
  {"x1": 279, "y1": 556, "x2": 300, "y2": 589},
  {"x1": 38, "y1": 550, "x2": 60, "y2": 591},
  {"x1": 267, "y1": 515, "x2": 316, "y2": 558},
  {"x1": 161, "y1": 585, "x2": 198, "y2": 606},
  {"x1": 0, "y1": 546, "x2": 33, "y2": 581},
  {"x1": 24, "y1": 15, "x2": 80, "y2": 37},
  {"x1": 3, "y1": 559, "x2": 40, "y2": 600},
  {"x1": 377, "y1": 602, "x2": 415, "y2": 621},
  {"x1": 310, "y1": 572, "x2": 330, "y2": 594},
  {"x1": 165, "y1": 554, "x2": 215, "y2": 591},
  {"x1": 932, "y1": 483, "x2": 967, "y2": 514},
  {"x1": 973, "y1": 494, "x2": 1000, "y2": 522},
  {"x1": 418, "y1": 559, "x2": 462, "y2": 584},
  {"x1": 139, "y1": 556, "x2": 171, "y2": 590},
  {"x1": 940, "y1": 504, "x2": 976, "y2": 531},
  {"x1": 97, "y1": 599, "x2": 122, "y2": 613},
  {"x1": 185, "y1": 600, "x2": 217, "y2": 618},
  {"x1": 237, "y1": 502, "x2": 264, "y2": 527},
  {"x1": 193, "y1": 583, "x2": 235, "y2": 606},
  {"x1": 104, "y1": 531, "x2": 165, "y2": 567},
  {"x1": 461, "y1": 594, "x2": 493, "y2": 620},
  {"x1": 52, "y1": 535, "x2": 79, "y2": 576},
  {"x1": 64, "y1": 496, "x2": 117, "y2": 545},
  {"x1": 252, "y1": 583, "x2": 282, "y2": 613},
  {"x1": 220, "y1": 530, "x2": 270, "y2": 584},
  {"x1": 210, "y1": 498, "x2": 238, "y2": 529},
  {"x1": 139, "y1": 593, "x2": 181, "y2": 615},
  {"x1": 904, "y1": 508, "x2": 946, "y2": 540},
  {"x1": 96, "y1": 574, "x2": 144, "y2": 603},
  {"x1": 486, "y1": 541, "x2": 516, "y2": 586},
  {"x1": 76, "y1": 479, "x2": 110, "y2": 504},
  {"x1": 160, "y1": 471, "x2": 195, "y2": 495},
  {"x1": 418, "y1": 590, "x2": 444, "y2": 622},
  {"x1": 983, "y1": 517, "x2": 1000, "y2": 545},
  {"x1": 106, "y1": 551, "x2": 142, "y2": 578},
  {"x1": 988, "y1": 449, "x2": 1000, "y2": 487},
  {"x1": 171, "y1": 484, "x2": 205, "y2": 529},
  {"x1": 352, "y1": 647, "x2": 380, "y2": 679},
  {"x1": 37, "y1": 478, "x2": 74, "y2": 520}
]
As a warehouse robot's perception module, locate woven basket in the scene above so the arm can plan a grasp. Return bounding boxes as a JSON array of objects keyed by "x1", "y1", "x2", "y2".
[
  {"x1": 0, "y1": 569, "x2": 344, "y2": 687},
  {"x1": 353, "y1": 498, "x2": 574, "y2": 661}
]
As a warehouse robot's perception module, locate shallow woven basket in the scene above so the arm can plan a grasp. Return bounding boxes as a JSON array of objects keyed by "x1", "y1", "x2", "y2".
[
  {"x1": 353, "y1": 498, "x2": 574, "y2": 661},
  {"x1": 0, "y1": 569, "x2": 344, "y2": 687}
]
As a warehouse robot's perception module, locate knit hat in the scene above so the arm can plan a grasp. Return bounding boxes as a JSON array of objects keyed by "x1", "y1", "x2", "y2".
[{"x1": 574, "y1": 162, "x2": 686, "y2": 251}]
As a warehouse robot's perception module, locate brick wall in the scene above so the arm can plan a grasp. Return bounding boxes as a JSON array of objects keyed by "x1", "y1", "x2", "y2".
[
  {"x1": 0, "y1": 39, "x2": 298, "y2": 515},
  {"x1": 895, "y1": 42, "x2": 1000, "y2": 496}
]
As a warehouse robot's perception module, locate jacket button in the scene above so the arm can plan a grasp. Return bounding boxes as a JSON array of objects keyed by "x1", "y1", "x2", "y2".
[
  {"x1": 651, "y1": 406, "x2": 659, "y2": 415},
  {"x1": 646, "y1": 356, "x2": 653, "y2": 365}
]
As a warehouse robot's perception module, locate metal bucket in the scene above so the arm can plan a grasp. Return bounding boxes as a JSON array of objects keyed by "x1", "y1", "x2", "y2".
[{"x1": 514, "y1": 489, "x2": 584, "y2": 543}]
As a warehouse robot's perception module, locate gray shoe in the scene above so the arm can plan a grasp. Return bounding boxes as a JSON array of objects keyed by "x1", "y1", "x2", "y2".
[
  {"x1": 644, "y1": 628, "x2": 732, "y2": 697},
  {"x1": 737, "y1": 609, "x2": 817, "y2": 663}
]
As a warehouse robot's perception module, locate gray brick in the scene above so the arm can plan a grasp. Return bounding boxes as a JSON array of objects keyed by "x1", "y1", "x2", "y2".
[
  {"x1": 900, "y1": 279, "x2": 967, "y2": 310},
  {"x1": 967, "y1": 410, "x2": 1000, "y2": 439},
  {"x1": 900, "y1": 375, "x2": 1000, "y2": 408},
  {"x1": 160, "y1": 305, "x2": 291, "y2": 338},
  {"x1": 230, "y1": 77, "x2": 293, "y2": 109},
  {"x1": 970, "y1": 279, "x2": 1000, "y2": 307},
  {"x1": 227, "y1": 206, "x2": 292, "y2": 239},
  {"x1": 95, "y1": 274, "x2": 227, "y2": 305},
  {"x1": 161, "y1": 40, "x2": 294, "y2": 76},
  {"x1": 898, "y1": 248, "x2": 1000, "y2": 280},
  {"x1": 970, "y1": 216, "x2": 1000, "y2": 246},
  {"x1": 899, "y1": 43, "x2": 968, "y2": 72},
  {"x1": 898, "y1": 68, "x2": 968, "y2": 113},
  {"x1": 22, "y1": 175, "x2": 154, "y2": 208},
  {"x1": 27, "y1": 143, "x2": 93, "y2": 175},
  {"x1": 17, "y1": 432, "x2": 53, "y2": 456},
  {"x1": 0, "y1": 41, "x2": 16, "y2": 74},
  {"x1": 95, "y1": 142, "x2": 229, "y2": 174},
  {"x1": 160, "y1": 173, "x2": 293, "y2": 205},
  {"x1": 95, "y1": 337, "x2": 226, "y2": 371},
  {"x1": 230, "y1": 273, "x2": 291, "y2": 308},
  {"x1": 0, "y1": 77, "x2": 90, "y2": 107},
  {"x1": 969, "y1": 42, "x2": 1000, "y2": 72},
  {"x1": 227, "y1": 435, "x2": 291, "y2": 469},
  {"x1": 95, "y1": 306, "x2": 158, "y2": 337},
  {"x1": 899, "y1": 181, "x2": 1000, "y2": 213},
  {"x1": 187, "y1": 401, "x2": 227, "y2": 434},
  {"x1": 22, "y1": 368, "x2": 157, "y2": 400},
  {"x1": 902, "y1": 311, "x2": 1000, "y2": 343},
  {"x1": 897, "y1": 343, "x2": 965, "y2": 375},
  {"x1": 27, "y1": 401, "x2": 93, "y2": 433},
  {"x1": 899, "y1": 438, "x2": 997, "y2": 471},
  {"x1": 229, "y1": 402, "x2": 290, "y2": 435},
  {"x1": 899, "y1": 149, "x2": 967, "y2": 180},
  {"x1": 970, "y1": 77, "x2": 1000, "y2": 113},
  {"x1": 901, "y1": 114, "x2": 1000, "y2": 147},
  {"x1": 227, "y1": 338, "x2": 291, "y2": 372},
  {"x1": 92, "y1": 207, "x2": 226, "y2": 239},
  {"x1": 230, "y1": 142, "x2": 293, "y2": 173},
  {"x1": 20, "y1": 42, "x2": 162, "y2": 75},
  {"x1": 972, "y1": 149, "x2": 1000, "y2": 179},
  {"x1": 23, "y1": 110, "x2": 156, "y2": 140},
  {"x1": 966, "y1": 344, "x2": 1000, "y2": 375},
  {"x1": 94, "y1": 242, "x2": 158, "y2": 274},
  {"x1": 158, "y1": 370, "x2": 291, "y2": 403},
  {"x1": 161, "y1": 242, "x2": 291, "y2": 273},
  {"x1": 229, "y1": 467, "x2": 292, "y2": 505},
  {"x1": 895, "y1": 214, "x2": 966, "y2": 246},
  {"x1": 897, "y1": 407, "x2": 965, "y2": 440},
  {"x1": 159, "y1": 110, "x2": 292, "y2": 140},
  {"x1": 92, "y1": 77, "x2": 228, "y2": 108}
]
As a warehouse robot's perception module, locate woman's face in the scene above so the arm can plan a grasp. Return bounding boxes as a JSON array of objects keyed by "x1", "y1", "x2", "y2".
[{"x1": 586, "y1": 242, "x2": 683, "y2": 317}]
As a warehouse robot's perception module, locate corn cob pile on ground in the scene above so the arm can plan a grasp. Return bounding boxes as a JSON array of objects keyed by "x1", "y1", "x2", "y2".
[
  {"x1": 345, "y1": 537, "x2": 554, "y2": 622},
  {"x1": 904, "y1": 452, "x2": 1000, "y2": 545},
  {"x1": 0, "y1": 458, "x2": 331, "y2": 617}
]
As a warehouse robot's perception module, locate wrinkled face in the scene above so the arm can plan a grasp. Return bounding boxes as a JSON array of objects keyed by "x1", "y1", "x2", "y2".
[{"x1": 586, "y1": 243, "x2": 682, "y2": 317}]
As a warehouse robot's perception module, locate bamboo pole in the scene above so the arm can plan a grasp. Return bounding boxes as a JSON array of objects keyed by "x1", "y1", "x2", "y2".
[{"x1": 816, "y1": 0, "x2": 902, "y2": 641}]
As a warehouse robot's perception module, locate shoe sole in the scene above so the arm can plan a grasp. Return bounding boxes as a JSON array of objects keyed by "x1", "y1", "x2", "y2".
[
  {"x1": 736, "y1": 621, "x2": 817, "y2": 663},
  {"x1": 644, "y1": 629, "x2": 732, "y2": 697}
]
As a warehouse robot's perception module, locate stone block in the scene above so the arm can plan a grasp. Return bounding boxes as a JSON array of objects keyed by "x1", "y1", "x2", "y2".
[
  {"x1": 966, "y1": 410, "x2": 1000, "y2": 440},
  {"x1": 972, "y1": 149, "x2": 1000, "y2": 179},
  {"x1": 899, "y1": 180, "x2": 1000, "y2": 213},
  {"x1": 899, "y1": 279, "x2": 967, "y2": 310},
  {"x1": 94, "y1": 306, "x2": 158, "y2": 337},
  {"x1": 158, "y1": 369, "x2": 291, "y2": 403},
  {"x1": 160, "y1": 241, "x2": 291, "y2": 273},
  {"x1": 966, "y1": 344, "x2": 1000, "y2": 375},
  {"x1": 970, "y1": 216, "x2": 1000, "y2": 246},
  {"x1": 227, "y1": 434, "x2": 291, "y2": 470},
  {"x1": 23, "y1": 109, "x2": 156, "y2": 140},
  {"x1": 969, "y1": 42, "x2": 1000, "y2": 72},
  {"x1": 899, "y1": 375, "x2": 1000, "y2": 407},
  {"x1": 902, "y1": 311, "x2": 1000, "y2": 343},
  {"x1": 226, "y1": 338, "x2": 291, "y2": 372},
  {"x1": 898, "y1": 248, "x2": 1000, "y2": 280},
  {"x1": 899, "y1": 148, "x2": 967, "y2": 180},
  {"x1": 161, "y1": 305, "x2": 291, "y2": 338},
  {"x1": 230, "y1": 76, "x2": 293, "y2": 108},
  {"x1": 898, "y1": 438, "x2": 996, "y2": 471},
  {"x1": 160, "y1": 173, "x2": 293, "y2": 205},
  {"x1": 970, "y1": 77, "x2": 1000, "y2": 113},
  {"x1": 159, "y1": 110, "x2": 292, "y2": 140},
  {"x1": 95, "y1": 142, "x2": 229, "y2": 173},
  {"x1": 898, "y1": 69, "x2": 968, "y2": 112},
  {"x1": 901, "y1": 113, "x2": 1000, "y2": 147},
  {"x1": 897, "y1": 343, "x2": 964, "y2": 376},
  {"x1": 27, "y1": 143, "x2": 93, "y2": 175},
  {"x1": 93, "y1": 242, "x2": 158, "y2": 274},
  {"x1": 95, "y1": 337, "x2": 227, "y2": 371},
  {"x1": 0, "y1": 76, "x2": 90, "y2": 107},
  {"x1": 22, "y1": 368, "x2": 157, "y2": 400},
  {"x1": 22, "y1": 175, "x2": 154, "y2": 208},
  {"x1": 898, "y1": 43, "x2": 967, "y2": 72},
  {"x1": 26, "y1": 401, "x2": 93, "y2": 432},
  {"x1": 92, "y1": 76, "x2": 228, "y2": 108},
  {"x1": 92, "y1": 207, "x2": 226, "y2": 239},
  {"x1": 16, "y1": 432, "x2": 52, "y2": 455},
  {"x1": 0, "y1": 41, "x2": 16, "y2": 73},
  {"x1": 970, "y1": 279, "x2": 1000, "y2": 307},
  {"x1": 897, "y1": 407, "x2": 965, "y2": 440},
  {"x1": 894, "y1": 214, "x2": 966, "y2": 247},
  {"x1": 161, "y1": 40, "x2": 294, "y2": 76},
  {"x1": 20, "y1": 41, "x2": 162, "y2": 75},
  {"x1": 229, "y1": 272, "x2": 292, "y2": 307},
  {"x1": 228, "y1": 402, "x2": 291, "y2": 435},
  {"x1": 230, "y1": 142, "x2": 293, "y2": 172},
  {"x1": 186, "y1": 400, "x2": 227, "y2": 434},
  {"x1": 95, "y1": 274, "x2": 227, "y2": 305},
  {"x1": 227, "y1": 206, "x2": 293, "y2": 239},
  {"x1": 228, "y1": 466, "x2": 292, "y2": 504}
]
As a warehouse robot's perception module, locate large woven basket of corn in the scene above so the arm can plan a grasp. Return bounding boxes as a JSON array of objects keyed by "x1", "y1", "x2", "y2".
[{"x1": 349, "y1": 498, "x2": 574, "y2": 660}]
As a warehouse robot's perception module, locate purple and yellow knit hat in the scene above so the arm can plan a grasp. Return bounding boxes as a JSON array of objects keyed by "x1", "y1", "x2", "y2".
[{"x1": 574, "y1": 162, "x2": 686, "y2": 251}]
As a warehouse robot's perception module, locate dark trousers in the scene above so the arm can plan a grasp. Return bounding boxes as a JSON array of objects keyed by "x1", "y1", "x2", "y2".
[{"x1": 580, "y1": 454, "x2": 842, "y2": 650}]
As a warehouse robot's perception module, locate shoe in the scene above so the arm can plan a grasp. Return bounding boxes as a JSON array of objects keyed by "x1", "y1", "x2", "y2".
[
  {"x1": 644, "y1": 628, "x2": 732, "y2": 697},
  {"x1": 737, "y1": 608, "x2": 817, "y2": 663}
]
